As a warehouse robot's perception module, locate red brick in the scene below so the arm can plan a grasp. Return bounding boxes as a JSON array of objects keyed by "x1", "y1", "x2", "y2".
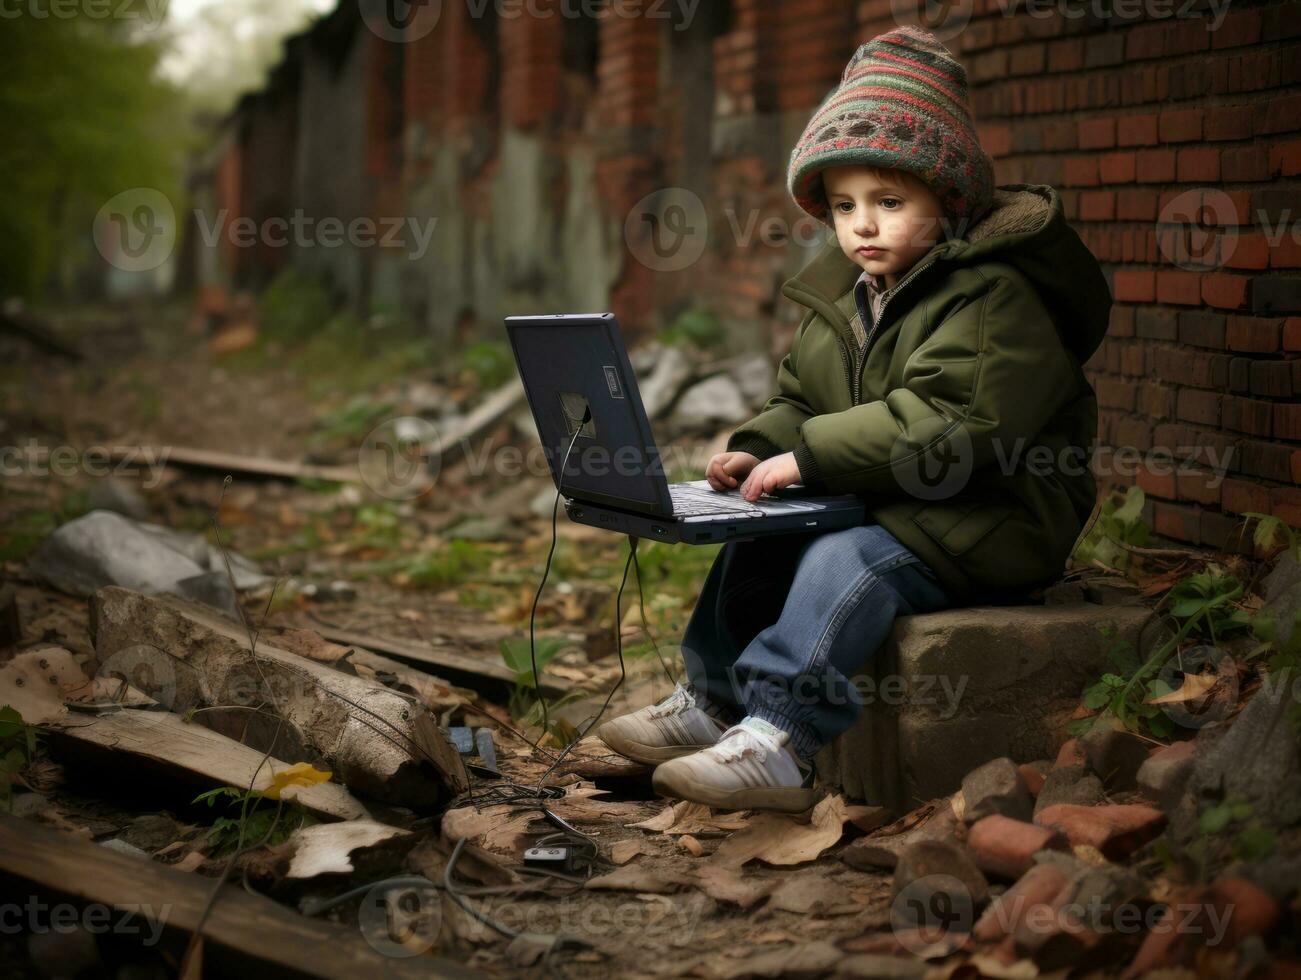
[
  {"x1": 1271, "y1": 486, "x2": 1301, "y2": 527},
  {"x1": 1063, "y1": 155, "x2": 1099, "y2": 187},
  {"x1": 1277, "y1": 403, "x2": 1301, "y2": 441},
  {"x1": 1221, "y1": 478, "x2": 1271, "y2": 516},
  {"x1": 1227, "y1": 315, "x2": 1283, "y2": 351},
  {"x1": 1098, "y1": 151, "x2": 1136, "y2": 183},
  {"x1": 1156, "y1": 270, "x2": 1202, "y2": 305},
  {"x1": 1203, "y1": 274, "x2": 1251, "y2": 310},
  {"x1": 1270, "y1": 138, "x2": 1301, "y2": 177},
  {"x1": 1224, "y1": 145, "x2": 1270, "y2": 182},
  {"x1": 972, "y1": 864, "x2": 1070, "y2": 942},
  {"x1": 1285, "y1": 317, "x2": 1301, "y2": 350},
  {"x1": 1127, "y1": 877, "x2": 1280, "y2": 976},
  {"x1": 1034, "y1": 803, "x2": 1166, "y2": 860},
  {"x1": 1078, "y1": 190, "x2": 1115, "y2": 221},
  {"x1": 1117, "y1": 113, "x2": 1158, "y2": 147},
  {"x1": 1176, "y1": 147, "x2": 1222, "y2": 182},
  {"x1": 1135, "y1": 148, "x2": 1176, "y2": 182},
  {"x1": 1176, "y1": 388, "x2": 1222, "y2": 426},
  {"x1": 1159, "y1": 108, "x2": 1203, "y2": 142},
  {"x1": 1137, "y1": 460, "x2": 1177, "y2": 499},
  {"x1": 1224, "y1": 232, "x2": 1272, "y2": 270},
  {"x1": 1077, "y1": 117, "x2": 1116, "y2": 149},
  {"x1": 967, "y1": 815, "x2": 1070, "y2": 880},
  {"x1": 1154, "y1": 501, "x2": 1202, "y2": 542},
  {"x1": 1223, "y1": 395, "x2": 1275, "y2": 436},
  {"x1": 1204, "y1": 105, "x2": 1253, "y2": 141}
]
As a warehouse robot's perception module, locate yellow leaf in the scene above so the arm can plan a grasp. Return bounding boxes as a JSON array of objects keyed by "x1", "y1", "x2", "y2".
[
  {"x1": 1145, "y1": 672, "x2": 1219, "y2": 706},
  {"x1": 262, "y1": 762, "x2": 332, "y2": 800}
]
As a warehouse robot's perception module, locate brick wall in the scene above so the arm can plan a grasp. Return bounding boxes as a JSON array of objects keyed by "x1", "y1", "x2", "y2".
[{"x1": 202, "y1": 0, "x2": 1299, "y2": 550}]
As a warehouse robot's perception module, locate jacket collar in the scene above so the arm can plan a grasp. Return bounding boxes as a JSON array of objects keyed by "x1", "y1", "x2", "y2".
[{"x1": 779, "y1": 184, "x2": 1060, "y2": 343}]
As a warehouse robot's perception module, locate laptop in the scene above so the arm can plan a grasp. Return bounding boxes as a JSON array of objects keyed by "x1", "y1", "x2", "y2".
[{"x1": 504, "y1": 313, "x2": 866, "y2": 545}]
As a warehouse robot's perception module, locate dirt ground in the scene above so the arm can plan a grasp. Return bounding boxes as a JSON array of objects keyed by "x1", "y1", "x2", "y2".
[{"x1": 2, "y1": 302, "x2": 948, "y2": 980}]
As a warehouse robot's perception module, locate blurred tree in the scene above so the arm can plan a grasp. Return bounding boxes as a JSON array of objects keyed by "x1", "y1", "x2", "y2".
[{"x1": 0, "y1": 12, "x2": 185, "y2": 299}]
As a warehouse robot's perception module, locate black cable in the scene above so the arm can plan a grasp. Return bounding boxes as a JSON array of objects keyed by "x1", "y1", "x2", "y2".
[{"x1": 530, "y1": 405, "x2": 591, "y2": 738}]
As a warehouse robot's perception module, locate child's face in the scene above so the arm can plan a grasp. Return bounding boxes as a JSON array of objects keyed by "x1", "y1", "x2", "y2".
[{"x1": 823, "y1": 166, "x2": 946, "y2": 290}]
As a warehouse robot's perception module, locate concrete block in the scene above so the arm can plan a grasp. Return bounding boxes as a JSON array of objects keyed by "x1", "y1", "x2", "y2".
[{"x1": 814, "y1": 603, "x2": 1154, "y2": 812}]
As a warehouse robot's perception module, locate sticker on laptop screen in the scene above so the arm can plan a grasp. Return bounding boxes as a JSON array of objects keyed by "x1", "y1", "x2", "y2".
[{"x1": 602, "y1": 365, "x2": 624, "y2": 399}]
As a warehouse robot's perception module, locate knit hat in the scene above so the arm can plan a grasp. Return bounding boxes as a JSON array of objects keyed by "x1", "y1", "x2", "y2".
[{"x1": 787, "y1": 26, "x2": 995, "y2": 233}]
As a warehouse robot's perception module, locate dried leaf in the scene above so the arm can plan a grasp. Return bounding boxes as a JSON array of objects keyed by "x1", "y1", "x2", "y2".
[
  {"x1": 710, "y1": 794, "x2": 862, "y2": 868},
  {"x1": 1145, "y1": 672, "x2": 1219, "y2": 705},
  {"x1": 263, "y1": 762, "x2": 332, "y2": 800}
]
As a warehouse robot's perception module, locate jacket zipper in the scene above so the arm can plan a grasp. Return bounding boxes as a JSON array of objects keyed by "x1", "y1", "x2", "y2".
[{"x1": 845, "y1": 257, "x2": 940, "y2": 406}]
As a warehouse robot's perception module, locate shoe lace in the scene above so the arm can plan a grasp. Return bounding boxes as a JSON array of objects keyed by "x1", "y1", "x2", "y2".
[
  {"x1": 646, "y1": 683, "x2": 692, "y2": 719},
  {"x1": 712, "y1": 723, "x2": 780, "y2": 765}
]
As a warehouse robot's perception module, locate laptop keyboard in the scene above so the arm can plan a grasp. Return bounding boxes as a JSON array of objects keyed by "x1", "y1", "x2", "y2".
[{"x1": 669, "y1": 483, "x2": 766, "y2": 519}]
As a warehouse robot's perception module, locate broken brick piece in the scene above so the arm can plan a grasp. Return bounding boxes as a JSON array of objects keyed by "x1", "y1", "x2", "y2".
[
  {"x1": 967, "y1": 815, "x2": 1070, "y2": 879},
  {"x1": 1034, "y1": 803, "x2": 1166, "y2": 861},
  {"x1": 973, "y1": 862, "x2": 1070, "y2": 942}
]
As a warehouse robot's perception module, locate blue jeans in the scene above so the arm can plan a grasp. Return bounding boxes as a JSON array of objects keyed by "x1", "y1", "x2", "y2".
[{"x1": 679, "y1": 523, "x2": 955, "y2": 759}]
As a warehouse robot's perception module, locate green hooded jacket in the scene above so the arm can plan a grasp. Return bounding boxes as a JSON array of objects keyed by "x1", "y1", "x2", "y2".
[{"x1": 725, "y1": 184, "x2": 1112, "y2": 605}]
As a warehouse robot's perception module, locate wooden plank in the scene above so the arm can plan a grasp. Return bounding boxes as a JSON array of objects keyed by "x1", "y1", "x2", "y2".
[
  {"x1": 309, "y1": 624, "x2": 570, "y2": 702},
  {"x1": 0, "y1": 815, "x2": 472, "y2": 980},
  {"x1": 47, "y1": 710, "x2": 370, "y2": 822},
  {"x1": 435, "y1": 376, "x2": 526, "y2": 462},
  {"x1": 94, "y1": 445, "x2": 360, "y2": 484},
  {"x1": 0, "y1": 309, "x2": 81, "y2": 359}
]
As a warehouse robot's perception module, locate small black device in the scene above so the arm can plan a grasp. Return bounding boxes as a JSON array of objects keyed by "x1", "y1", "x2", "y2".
[{"x1": 504, "y1": 312, "x2": 866, "y2": 544}]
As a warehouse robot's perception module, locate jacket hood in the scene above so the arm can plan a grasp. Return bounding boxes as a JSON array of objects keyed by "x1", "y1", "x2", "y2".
[{"x1": 781, "y1": 183, "x2": 1112, "y2": 365}]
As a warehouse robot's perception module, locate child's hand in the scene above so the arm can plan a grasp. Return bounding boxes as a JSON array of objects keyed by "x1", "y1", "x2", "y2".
[
  {"x1": 738, "y1": 452, "x2": 802, "y2": 502},
  {"x1": 706, "y1": 451, "x2": 759, "y2": 491}
]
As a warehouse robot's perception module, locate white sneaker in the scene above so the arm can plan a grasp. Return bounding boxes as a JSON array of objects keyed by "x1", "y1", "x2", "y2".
[
  {"x1": 651, "y1": 716, "x2": 821, "y2": 813},
  {"x1": 596, "y1": 683, "x2": 730, "y2": 765}
]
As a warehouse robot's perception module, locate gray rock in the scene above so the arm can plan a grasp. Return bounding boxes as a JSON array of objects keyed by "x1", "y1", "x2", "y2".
[
  {"x1": 27, "y1": 511, "x2": 252, "y2": 614},
  {"x1": 669, "y1": 374, "x2": 751, "y2": 430},
  {"x1": 1033, "y1": 764, "x2": 1104, "y2": 817},
  {"x1": 1172, "y1": 686, "x2": 1301, "y2": 840},
  {"x1": 892, "y1": 838, "x2": 990, "y2": 907},
  {"x1": 99, "y1": 838, "x2": 150, "y2": 860},
  {"x1": 86, "y1": 479, "x2": 148, "y2": 520},
  {"x1": 1080, "y1": 725, "x2": 1151, "y2": 791},
  {"x1": 962, "y1": 756, "x2": 1034, "y2": 824},
  {"x1": 728, "y1": 352, "x2": 776, "y2": 407},
  {"x1": 1260, "y1": 551, "x2": 1301, "y2": 653},
  {"x1": 1136, "y1": 741, "x2": 1196, "y2": 815},
  {"x1": 638, "y1": 344, "x2": 693, "y2": 419}
]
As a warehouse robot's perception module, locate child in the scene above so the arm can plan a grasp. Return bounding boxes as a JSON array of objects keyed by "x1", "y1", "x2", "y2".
[{"x1": 597, "y1": 26, "x2": 1111, "y2": 812}]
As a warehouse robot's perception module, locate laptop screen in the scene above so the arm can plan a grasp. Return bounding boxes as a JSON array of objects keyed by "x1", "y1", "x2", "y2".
[{"x1": 505, "y1": 314, "x2": 672, "y2": 517}]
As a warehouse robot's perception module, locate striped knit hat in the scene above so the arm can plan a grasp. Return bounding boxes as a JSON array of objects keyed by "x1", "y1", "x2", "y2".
[{"x1": 787, "y1": 27, "x2": 995, "y2": 233}]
